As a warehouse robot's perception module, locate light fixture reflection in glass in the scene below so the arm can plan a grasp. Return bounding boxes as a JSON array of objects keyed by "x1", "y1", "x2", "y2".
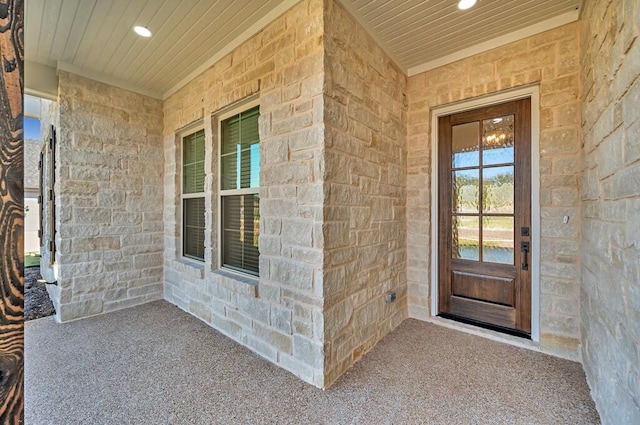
[
  {"x1": 458, "y1": 0, "x2": 477, "y2": 10},
  {"x1": 484, "y1": 132, "x2": 507, "y2": 147},
  {"x1": 133, "y1": 26, "x2": 152, "y2": 37}
]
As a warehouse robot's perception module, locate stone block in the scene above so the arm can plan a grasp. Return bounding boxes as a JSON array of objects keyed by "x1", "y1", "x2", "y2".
[
  {"x1": 293, "y1": 319, "x2": 313, "y2": 338},
  {"x1": 270, "y1": 258, "x2": 314, "y2": 291},
  {"x1": 272, "y1": 113, "x2": 313, "y2": 135},
  {"x1": 128, "y1": 283, "x2": 163, "y2": 298},
  {"x1": 259, "y1": 235, "x2": 281, "y2": 256},
  {"x1": 105, "y1": 287, "x2": 128, "y2": 301},
  {"x1": 262, "y1": 135, "x2": 289, "y2": 164},
  {"x1": 289, "y1": 125, "x2": 323, "y2": 151},
  {"x1": 97, "y1": 190, "x2": 126, "y2": 208},
  {"x1": 278, "y1": 352, "x2": 315, "y2": 383},
  {"x1": 540, "y1": 333, "x2": 580, "y2": 360},
  {"x1": 253, "y1": 321, "x2": 292, "y2": 353},
  {"x1": 241, "y1": 334, "x2": 278, "y2": 362},
  {"x1": 237, "y1": 295, "x2": 270, "y2": 324},
  {"x1": 59, "y1": 224, "x2": 100, "y2": 239},
  {"x1": 133, "y1": 253, "x2": 163, "y2": 269},
  {"x1": 209, "y1": 296, "x2": 226, "y2": 316},
  {"x1": 210, "y1": 313, "x2": 244, "y2": 341},
  {"x1": 290, "y1": 246, "x2": 323, "y2": 263},
  {"x1": 189, "y1": 300, "x2": 212, "y2": 323},
  {"x1": 71, "y1": 236, "x2": 120, "y2": 253},
  {"x1": 613, "y1": 163, "x2": 640, "y2": 198},
  {"x1": 271, "y1": 305, "x2": 292, "y2": 334},
  {"x1": 541, "y1": 89, "x2": 579, "y2": 107},
  {"x1": 59, "y1": 299, "x2": 104, "y2": 322},
  {"x1": 262, "y1": 17, "x2": 285, "y2": 44},
  {"x1": 282, "y1": 218, "x2": 313, "y2": 247},
  {"x1": 292, "y1": 335, "x2": 323, "y2": 368},
  {"x1": 121, "y1": 233, "x2": 152, "y2": 247},
  {"x1": 540, "y1": 128, "x2": 579, "y2": 155},
  {"x1": 325, "y1": 299, "x2": 353, "y2": 338},
  {"x1": 61, "y1": 150, "x2": 121, "y2": 169},
  {"x1": 496, "y1": 47, "x2": 556, "y2": 75},
  {"x1": 74, "y1": 207, "x2": 111, "y2": 223},
  {"x1": 225, "y1": 308, "x2": 252, "y2": 328},
  {"x1": 69, "y1": 166, "x2": 110, "y2": 183},
  {"x1": 104, "y1": 260, "x2": 132, "y2": 272},
  {"x1": 256, "y1": 281, "x2": 280, "y2": 304},
  {"x1": 104, "y1": 295, "x2": 152, "y2": 313}
]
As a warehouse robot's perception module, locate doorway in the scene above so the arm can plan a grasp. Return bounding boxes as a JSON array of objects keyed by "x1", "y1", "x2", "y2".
[{"x1": 437, "y1": 98, "x2": 531, "y2": 336}]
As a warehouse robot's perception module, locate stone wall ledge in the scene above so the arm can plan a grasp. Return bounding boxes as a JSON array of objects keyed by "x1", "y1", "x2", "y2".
[
  {"x1": 171, "y1": 258, "x2": 205, "y2": 279},
  {"x1": 211, "y1": 268, "x2": 259, "y2": 290}
]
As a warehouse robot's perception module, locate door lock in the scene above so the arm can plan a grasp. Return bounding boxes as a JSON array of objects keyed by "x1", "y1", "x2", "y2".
[{"x1": 521, "y1": 241, "x2": 530, "y2": 270}]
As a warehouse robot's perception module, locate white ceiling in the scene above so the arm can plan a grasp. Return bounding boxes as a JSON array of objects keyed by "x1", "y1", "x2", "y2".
[
  {"x1": 25, "y1": 0, "x2": 582, "y2": 100},
  {"x1": 342, "y1": 0, "x2": 582, "y2": 75}
]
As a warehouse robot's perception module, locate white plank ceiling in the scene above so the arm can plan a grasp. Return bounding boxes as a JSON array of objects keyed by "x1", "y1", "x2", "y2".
[
  {"x1": 25, "y1": 0, "x2": 299, "y2": 98},
  {"x1": 25, "y1": 0, "x2": 582, "y2": 99},
  {"x1": 343, "y1": 0, "x2": 582, "y2": 75}
]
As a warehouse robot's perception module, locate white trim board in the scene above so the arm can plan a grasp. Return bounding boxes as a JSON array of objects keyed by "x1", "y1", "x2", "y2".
[
  {"x1": 408, "y1": 10, "x2": 579, "y2": 77},
  {"x1": 429, "y1": 85, "x2": 541, "y2": 343},
  {"x1": 25, "y1": 88, "x2": 58, "y2": 102},
  {"x1": 25, "y1": 60, "x2": 59, "y2": 100}
]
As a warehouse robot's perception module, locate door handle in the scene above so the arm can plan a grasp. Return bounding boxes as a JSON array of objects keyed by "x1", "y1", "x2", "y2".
[{"x1": 521, "y1": 242, "x2": 530, "y2": 270}]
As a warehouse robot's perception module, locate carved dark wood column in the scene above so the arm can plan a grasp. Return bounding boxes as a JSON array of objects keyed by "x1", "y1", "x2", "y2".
[{"x1": 0, "y1": 0, "x2": 24, "y2": 423}]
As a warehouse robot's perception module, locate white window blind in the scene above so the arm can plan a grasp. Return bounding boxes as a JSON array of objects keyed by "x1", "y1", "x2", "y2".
[
  {"x1": 182, "y1": 129, "x2": 205, "y2": 261},
  {"x1": 220, "y1": 106, "x2": 260, "y2": 275}
]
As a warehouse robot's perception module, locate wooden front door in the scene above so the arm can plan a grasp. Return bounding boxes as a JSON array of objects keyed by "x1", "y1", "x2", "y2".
[{"x1": 438, "y1": 98, "x2": 531, "y2": 336}]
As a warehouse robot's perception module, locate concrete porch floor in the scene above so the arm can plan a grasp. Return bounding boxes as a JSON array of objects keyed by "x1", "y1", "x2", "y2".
[{"x1": 25, "y1": 301, "x2": 600, "y2": 424}]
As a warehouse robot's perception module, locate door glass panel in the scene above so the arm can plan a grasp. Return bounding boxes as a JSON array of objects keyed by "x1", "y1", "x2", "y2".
[
  {"x1": 482, "y1": 166, "x2": 514, "y2": 213},
  {"x1": 482, "y1": 216, "x2": 514, "y2": 264},
  {"x1": 452, "y1": 121, "x2": 479, "y2": 168},
  {"x1": 453, "y1": 169, "x2": 479, "y2": 213},
  {"x1": 482, "y1": 115, "x2": 514, "y2": 166},
  {"x1": 452, "y1": 216, "x2": 479, "y2": 261}
]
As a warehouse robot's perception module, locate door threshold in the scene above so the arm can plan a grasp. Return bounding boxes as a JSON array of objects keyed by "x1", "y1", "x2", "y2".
[
  {"x1": 438, "y1": 313, "x2": 531, "y2": 339},
  {"x1": 426, "y1": 315, "x2": 542, "y2": 354}
]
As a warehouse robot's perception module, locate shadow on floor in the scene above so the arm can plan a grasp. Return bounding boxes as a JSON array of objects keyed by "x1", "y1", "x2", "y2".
[{"x1": 25, "y1": 300, "x2": 599, "y2": 424}]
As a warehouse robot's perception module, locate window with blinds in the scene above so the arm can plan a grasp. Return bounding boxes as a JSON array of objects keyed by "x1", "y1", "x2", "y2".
[
  {"x1": 220, "y1": 106, "x2": 260, "y2": 275},
  {"x1": 182, "y1": 129, "x2": 205, "y2": 261}
]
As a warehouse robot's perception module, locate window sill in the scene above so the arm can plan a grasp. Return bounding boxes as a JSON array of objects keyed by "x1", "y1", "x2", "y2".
[
  {"x1": 176, "y1": 257, "x2": 205, "y2": 268},
  {"x1": 212, "y1": 268, "x2": 258, "y2": 286},
  {"x1": 175, "y1": 257, "x2": 205, "y2": 279}
]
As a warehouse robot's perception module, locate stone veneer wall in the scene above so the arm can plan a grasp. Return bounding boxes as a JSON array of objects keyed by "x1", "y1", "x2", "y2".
[
  {"x1": 407, "y1": 23, "x2": 583, "y2": 359},
  {"x1": 50, "y1": 72, "x2": 165, "y2": 322},
  {"x1": 40, "y1": 98, "x2": 59, "y2": 285},
  {"x1": 24, "y1": 138, "x2": 43, "y2": 193},
  {"x1": 163, "y1": 0, "x2": 327, "y2": 387},
  {"x1": 322, "y1": 0, "x2": 407, "y2": 386},
  {"x1": 580, "y1": 0, "x2": 640, "y2": 423}
]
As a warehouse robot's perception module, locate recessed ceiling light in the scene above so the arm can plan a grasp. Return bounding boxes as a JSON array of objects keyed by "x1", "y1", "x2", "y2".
[
  {"x1": 458, "y1": 0, "x2": 477, "y2": 10},
  {"x1": 133, "y1": 26, "x2": 152, "y2": 38}
]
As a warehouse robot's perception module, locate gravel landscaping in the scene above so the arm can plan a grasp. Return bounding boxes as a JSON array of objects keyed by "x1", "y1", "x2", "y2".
[{"x1": 25, "y1": 265, "x2": 55, "y2": 321}]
